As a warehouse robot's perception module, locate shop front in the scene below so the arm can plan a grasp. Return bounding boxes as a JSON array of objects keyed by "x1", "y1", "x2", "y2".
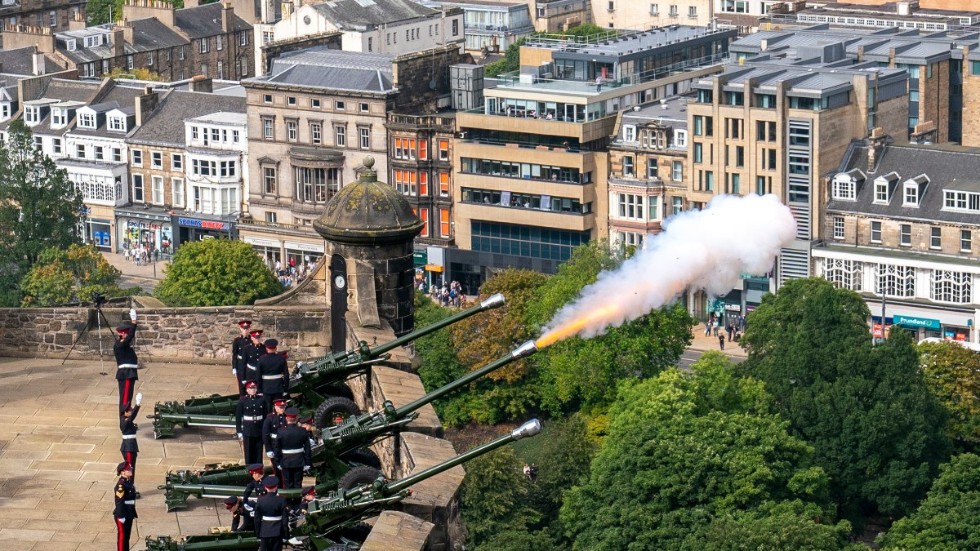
[
  {"x1": 115, "y1": 207, "x2": 174, "y2": 257},
  {"x1": 174, "y1": 215, "x2": 236, "y2": 246},
  {"x1": 244, "y1": 236, "x2": 283, "y2": 268},
  {"x1": 283, "y1": 240, "x2": 324, "y2": 273},
  {"x1": 868, "y1": 301, "x2": 975, "y2": 343}
]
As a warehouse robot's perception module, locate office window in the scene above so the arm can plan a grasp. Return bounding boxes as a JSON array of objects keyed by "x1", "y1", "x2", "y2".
[
  {"x1": 693, "y1": 142, "x2": 703, "y2": 163},
  {"x1": 172, "y1": 178, "x2": 184, "y2": 208},
  {"x1": 900, "y1": 224, "x2": 911, "y2": 246},
  {"x1": 359, "y1": 127, "x2": 370, "y2": 149},
  {"x1": 833, "y1": 216, "x2": 845, "y2": 239},
  {"x1": 335, "y1": 126, "x2": 346, "y2": 146},
  {"x1": 930, "y1": 226, "x2": 942, "y2": 249},
  {"x1": 871, "y1": 221, "x2": 882, "y2": 243},
  {"x1": 439, "y1": 172, "x2": 450, "y2": 197},
  {"x1": 263, "y1": 166, "x2": 277, "y2": 194},
  {"x1": 418, "y1": 208, "x2": 429, "y2": 237},
  {"x1": 419, "y1": 172, "x2": 429, "y2": 196},
  {"x1": 132, "y1": 174, "x2": 145, "y2": 202},
  {"x1": 730, "y1": 173, "x2": 740, "y2": 194},
  {"x1": 438, "y1": 139, "x2": 450, "y2": 161},
  {"x1": 439, "y1": 208, "x2": 451, "y2": 237}
]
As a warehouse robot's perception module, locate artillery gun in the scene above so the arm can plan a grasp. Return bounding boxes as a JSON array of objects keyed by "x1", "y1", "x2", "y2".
[
  {"x1": 148, "y1": 294, "x2": 505, "y2": 438},
  {"x1": 145, "y1": 419, "x2": 542, "y2": 551},
  {"x1": 161, "y1": 340, "x2": 539, "y2": 511}
]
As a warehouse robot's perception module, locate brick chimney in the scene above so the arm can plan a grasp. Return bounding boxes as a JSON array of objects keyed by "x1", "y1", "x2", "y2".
[
  {"x1": 222, "y1": 2, "x2": 234, "y2": 33},
  {"x1": 113, "y1": 27, "x2": 125, "y2": 58},
  {"x1": 190, "y1": 74, "x2": 212, "y2": 93},
  {"x1": 867, "y1": 127, "x2": 886, "y2": 173}
]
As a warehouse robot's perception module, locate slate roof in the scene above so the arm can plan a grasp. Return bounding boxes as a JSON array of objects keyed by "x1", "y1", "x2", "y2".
[
  {"x1": 69, "y1": 84, "x2": 145, "y2": 139},
  {"x1": 256, "y1": 48, "x2": 395, "y2": 93},
  {"x1": 312, "y1": 0, "x2": 438, "y2": 30},
  {"x1": 27, "y1": 79, "x2": 103, "y2": 137},
  {"x1": 827, "y1": 141, "x2": 980, "y2": 226},
  {"x1": 0, "y1": 46, "x2": 66, "y2": 76},
  {"x1": 175, "y1": 2, "x2": 252, "y2": 39},
  {"x1": 131, "y1": 18, "x2": 189, "y2": 50},
  {"x1": 129, "y1": 90, "x2": 246, "y2": 147}
]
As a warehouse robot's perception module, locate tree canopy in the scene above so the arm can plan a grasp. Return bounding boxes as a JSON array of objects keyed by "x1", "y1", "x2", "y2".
[
  {"x1": 739, "y1": 278, "x2": 951, "y2": 520},
  {"x1": 560, "y1": 353, "x2": 851, "y2": 550},
  {"x1": 0, "y1": 120, "x2": 83, "y2": 306},
  {"x1": 20, "y1": 244, "x2": 133, "y2": 306},
  {"x1": 154, "y1": 239, "x2": 282, "y2": 306},
  {"x1": 918, "y1": 341, "x2": 980, "y2": 448},
  {"x1": 879, "y1": 453, "x2": 980, "y2": 550}
]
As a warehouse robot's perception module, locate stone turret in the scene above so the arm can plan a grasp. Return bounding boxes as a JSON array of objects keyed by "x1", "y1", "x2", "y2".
[{"x1": 314, "y1": 157, "x2": 423, "y2": 339}]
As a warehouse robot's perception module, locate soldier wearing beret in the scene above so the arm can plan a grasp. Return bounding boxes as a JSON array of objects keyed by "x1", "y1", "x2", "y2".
[
  {"x1": 255, "y1": 476, "x2": 289, "y2": 551},
  {"x1": 114, "y1": 322, "x2": 139, "y2": 411},
  {"x1": 232, "y1": 320, "x2": 252, "y2": 396},
  {"x1": 274, "y1": 407, "x2": 311, "y2": 510},
  {"x1": 257, "y1": 338, "x2": 289, "y2": 413},
  {"x1": 236, "y1": 382, "x2": 267, "y2": 465},
  {"x1": 113, "y1": 462, "x2": 137, "y2": 551}
]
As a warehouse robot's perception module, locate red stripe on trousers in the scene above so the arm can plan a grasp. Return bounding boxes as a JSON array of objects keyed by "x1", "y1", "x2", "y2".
[
  {"x1": 117, "y1": 517, "x2": 125, "y2": 551},
  {"x1": 122, "y1": 380, "x2": 133, "y2": 407}
]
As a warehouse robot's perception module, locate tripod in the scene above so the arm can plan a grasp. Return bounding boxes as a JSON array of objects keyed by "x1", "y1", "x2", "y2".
[{"x1": 62, "y1": 301, "x2": 114, "y2": 375}]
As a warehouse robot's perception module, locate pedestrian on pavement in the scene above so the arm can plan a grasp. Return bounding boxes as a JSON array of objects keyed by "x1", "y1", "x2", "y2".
[
  {"x1": 727, "y1": 323, "x2": 734, "y2": 342},
  {"x1": 113, "y1": 461, "x2": 137, "y2": 551},
  {"x1": 232, "y1": 320, "x2": 252, "y2": 396},
  {"x1": 255, "y1": 476, "x2": 289, "y2": 551},
  {"x1": 236, "y1": 381, "x2": 267, "y2": 465},
  {"x1": 119, "y1": 392, "x2": 142, "y2": 494},
  {"x1": 114, "y1": 322, "x2": 139, "y2": 412},
  {"x1": 718, "y1": 333, "x2": 725, "y2": 350}
]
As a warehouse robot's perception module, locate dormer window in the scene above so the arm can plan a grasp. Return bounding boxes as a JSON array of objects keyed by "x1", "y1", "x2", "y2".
[
  {"x1": 109, "y1": 116, "x2": 126, "y2": 132},
  {"x1": 623, "y1": 125, "x2": 636, "y2": 143},
  {"x1": 831, "y1": 174, "x2": 856, "y2": 201},
  {"x1": 24, "y1": 106, "x2": 41, "y2": 126},
  {"x1": 78, "y1": 111, "x2": 96, "y2": 129},
  {"x1": 51, "y1": 108, "x2": 67, "y2": 127},
  {"x1": 874, "y1": 179, "x2": 889, "y2": 204},
  {"x1": 66, "y1": 39, "x2": 77, "y2": 52},
  {"x1": 0, "y1": 102, "x2": 10, "y2": 120},
  {"x1": 904, "y1": 182, "x2": 919, "y2": 206},
  {"x1": 673, "y1": 129, "x2": 687, "y2": 148}
]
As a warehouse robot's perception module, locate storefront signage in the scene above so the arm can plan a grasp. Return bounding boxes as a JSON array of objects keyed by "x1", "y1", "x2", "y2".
[
  {"x1": 179, "y1": 217, "x2": 230, "y2": 231},
  {"x1": 724, "y1": 304, "x2": 741, "y2": 312},
  {"x1": 414, "y1": 250, "x2": 428, "y2": 266},
  {"x1": 893, "y1": 314, "x2": 941, "y2": 330},
  {"x1": 119, "y1": 211, "x2": 171, "y2": 222},
  {"x1": 284, "y1": 241, "x2": 325, "y2": 253}
]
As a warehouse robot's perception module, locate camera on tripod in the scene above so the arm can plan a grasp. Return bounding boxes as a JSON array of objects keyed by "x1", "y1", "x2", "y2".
[{"x1": 92, "y1": 291, "x2": 107, "y2": 307}]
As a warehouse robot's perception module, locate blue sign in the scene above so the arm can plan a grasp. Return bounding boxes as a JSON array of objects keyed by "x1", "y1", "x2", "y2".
[
  {"x1": 893, "y1": 314, "x2": 941, "y2": 330},
  {"x1": 178, "y1": 217, "x2": 230, "y2": 231}
]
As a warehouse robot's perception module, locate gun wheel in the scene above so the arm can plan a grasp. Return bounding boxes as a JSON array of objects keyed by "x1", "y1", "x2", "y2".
[
  {"x1": 314, "y1": 397, "x2": 359, "y2": 429},
  {"x1": 318, "y1": 383, "x2": 355, "y2": 401},
  {"x1": 339, "y1": 521, "x2": 372, "y2": 543},
  {"x1": 338, "y1": 465, "x2": 382, "y2": 490},
  {"x1": 339, "y1": 448, "x2": 382, "y2": 469}
]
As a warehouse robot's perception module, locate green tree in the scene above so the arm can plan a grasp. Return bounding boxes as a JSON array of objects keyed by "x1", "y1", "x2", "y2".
[
  {"x1": 918, "y1": 341, "x2": 980, "y2": 448},
  {"x1": 698, "y1": 501, "x2": 861, "y2": 551},
  {"x1": 484, "y1": 38, "x2": 526, "y2": 77},
  {"x1": 460, "y1": 446, "x2": 539, "y2": 547},
  {"x1": 154, "y1": 239, "x2": 281, "y2": 306},
  {"x1": 560, "y1": 353, "x2": 844, "y2": 550},
  {"x1": 740, "y1": 278, "x2": 951, "y2": 520},
  {"x1": 879, "y1": 453, "x2": 980, "y2": 550},
  {"x1": 20, "y1": 244, "x2": 131, "y2": 306},
  {"x1": 0, "y1": 120, "x2": 83, "y2": 306}
]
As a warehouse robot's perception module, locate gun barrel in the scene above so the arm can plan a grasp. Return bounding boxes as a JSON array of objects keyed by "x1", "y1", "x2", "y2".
[
  {"x1": 392, "y1": 339, "x2": 537, "y2": 419},
  {"x1": 384, "y1": 418, "x2": 541, "y2": 495},
  {"x1": 368, "y1": 292, "x2": 505, "y2": 357},
  {"x1": 150, "y1": 413, "x2": 236, "y2": 427}
]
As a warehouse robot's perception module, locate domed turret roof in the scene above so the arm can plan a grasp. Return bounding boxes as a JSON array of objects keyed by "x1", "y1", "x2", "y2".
[{"x1": 314, "y1": 156, "x2": 423, "y2": 246}]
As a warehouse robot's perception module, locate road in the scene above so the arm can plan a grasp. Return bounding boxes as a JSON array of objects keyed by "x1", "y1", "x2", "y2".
[{"x1": 677, "y1": 347, "x2": 746, "y2": 369}]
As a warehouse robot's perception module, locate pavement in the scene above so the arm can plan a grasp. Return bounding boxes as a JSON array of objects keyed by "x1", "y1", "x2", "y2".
[
  {"x1": 0, "y1": 356, "x2": 242, "y2": 551},
  {"x1": 687, "y1": 322, "x2": 748, "y2": 358},
  {"x1": 101, "y1": 252, "x2": 169, "y2": 293}
]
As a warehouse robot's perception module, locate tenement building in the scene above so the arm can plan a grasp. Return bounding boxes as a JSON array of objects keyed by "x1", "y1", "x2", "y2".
[
  {"x1": 686, "y1": 51, "x2": 909, "y2": 315},
  {"x1": 0, "y1": 0, "x2": 85, "y2": 33},
  {"x1": 815, "y1": 138, "x2": 980, "y2": 344},
  {"x1": 239, "y1": 45, "x2": 465, "y2": 266},
  {"x1": 606, "y1": 95, "x2": 689, "y2": 251},
  {"x1": 449, "y1": 25, "x2": 734, "y2": 289}
]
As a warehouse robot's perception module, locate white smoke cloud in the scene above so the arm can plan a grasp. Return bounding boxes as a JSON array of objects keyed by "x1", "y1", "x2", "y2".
[{"x1": 540, "y1": 194, "x2": 797, "y2": 341}]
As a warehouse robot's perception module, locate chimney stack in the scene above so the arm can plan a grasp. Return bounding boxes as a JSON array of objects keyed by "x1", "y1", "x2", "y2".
[
  {"x1": 222, "y1": 2, "x2": 233, "y2": 33},
  {"x1": 113, "y1": 27, "x2": 125, "y2": 58},
  {"x1": 32, "y1": 51, "x2": 45, "y2": 76},
  {"x1": 868, "y1": 127, "x2": 886, "y2": 172},
  {"x1": 190, "y1": 74, "x2": 213, "y2": 93},
  {"x1": 135, "y1": 85, "x2": 159, "y2": 127}
]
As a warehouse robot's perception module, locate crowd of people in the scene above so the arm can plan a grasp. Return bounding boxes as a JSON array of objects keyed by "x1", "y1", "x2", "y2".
[
  {"x1": 705, "y1": 313, "x2": 747, "y2": 351},
  {"x1": 270, "y1": 257, "x2": 317, "y2": 288},
  {"x1": 419, "y1": 279, "x2": 468, "y2": 308}
]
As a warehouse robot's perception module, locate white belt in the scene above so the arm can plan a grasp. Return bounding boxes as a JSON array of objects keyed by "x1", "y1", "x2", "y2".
[
  {"x1": 270, "y1": 434, "x2": 277, "y2": 439},
  {"x1": 123, "y1": 500, "x2": 136, "y2": 505},
  {"x1": 236, "y1": 355, "x2": 243, "y2": 359},
  {"x1": 262, "y1": 375, "x2": 281, "y2": 380},
  {"x1": 281, "y1": 448, "x2": 303, "y2": 454},
  {"x1": 117, "y1": 363, "x2": 138, "y2": 369},
  {"x1": 246, "y1": 499, "x2": 256, "y2": 504},
  {"x1": 122, "y1": 434, "x2": 137, "y2": 440},
  {"x1": 247, "y1": 364, "x2": 258, "y2": 371},
  {"x1": 242, "y1": 416, "x2": 262, "y2": 421},
  {"x1": 262, "y1": 516, "x2": 282, "y2": 521}
]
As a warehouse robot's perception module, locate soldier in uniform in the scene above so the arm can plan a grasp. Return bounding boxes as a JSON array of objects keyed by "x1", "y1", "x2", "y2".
[
  {"x1": 113, "y1": 461, "x2": 137, "y2": 551},
  {"x1": 224, "y1": 495, "x2": 254, "y2": 532},
  {"x1": 274, "y1": 407, "x2": 311, "y2": 510},
  {"x1": 236, "y1": 381, "x2": 267, "y2": 465},
  {"x1": 257, "y1": 338, "x2": 289, "y2": 413},
  {"x1": 114, "y1": 322, "x2": 139, "y2": 411},
  {"x1": 263, "y1": 399, "x2": 288, "y2": 483},
  {"x1": 243, "y1": 329, "x2": 266, "y2": 391},
  {"x1": 232, "y1": 320, "x2": 252, "y2": 396},
  {"x1": 254, "y1": 476, "x2": 289, "y2": 551},
  {"x1": 119, "y1": 392, "x2": 142, "y2": 495},
  {"x1": 242, "y1": 462, "x2": 266, "y2": 523}
]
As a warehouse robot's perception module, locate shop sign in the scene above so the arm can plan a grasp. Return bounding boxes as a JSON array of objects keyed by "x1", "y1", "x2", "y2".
[
  {"x1": 413, "y1": 250, "x2": 428, "y2": 266},
  {"x1": 284, "y1": 241, "x2": 324, "y2": 253},
  {"x1": 424, "y1": 264, "x2": 443, "y2": 273},
  {"x1": 893, "y1": 314, "x2": 941, "y2": 330},
  {"x1": 724, "y1": 303, "x2": 741, "y2": 312},
  {"x1": 872, "y1": 323, "x2": 892, "y2": 339},
  {"x1": 179, "y1": 217, "x2": 230, "y2": 231}
]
